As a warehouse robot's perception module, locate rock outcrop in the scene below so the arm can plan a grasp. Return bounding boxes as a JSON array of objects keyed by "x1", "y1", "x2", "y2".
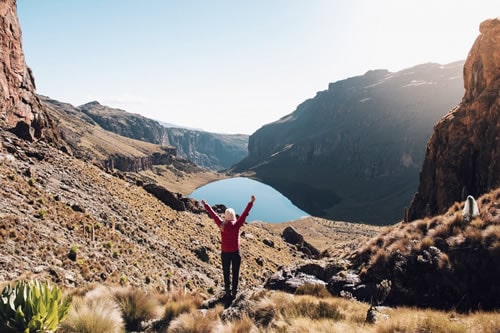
[
  {"x1": 104, "y1": 149, "x2": 176, "y2": 173},
  {"x1": 282, "y1": 226, "x2": 319, "y2": 257},
  {"x1": 0, "y1": 0, "x2": 57, "y2": 141},
  {"x1": 232, "y1": 62, "x2": 464, "y2": 225},
  {"x1": 266, "y1": 188, "x2": 500, "y2": 311},
  {"x1": 408, "y1": 18, "x2": 500, "y2": 220}
]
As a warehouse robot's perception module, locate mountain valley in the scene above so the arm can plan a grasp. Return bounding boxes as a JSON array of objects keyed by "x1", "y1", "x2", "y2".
[{"x1": 1, "y1": 1, "x2": 499, "y2": 331}]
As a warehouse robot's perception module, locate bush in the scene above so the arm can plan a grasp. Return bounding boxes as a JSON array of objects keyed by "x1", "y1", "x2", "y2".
[{"x1": 0, "y1": 280, "x2": 72, "y2": 333}]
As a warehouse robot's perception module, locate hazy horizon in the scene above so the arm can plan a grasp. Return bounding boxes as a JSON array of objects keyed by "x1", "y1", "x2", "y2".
[{"x1": 17, "y1": 1, "x2": 499, "y2": 134}]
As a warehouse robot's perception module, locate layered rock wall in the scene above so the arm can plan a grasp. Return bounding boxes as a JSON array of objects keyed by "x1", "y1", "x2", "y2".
[
  {"x1": 104, "y1": 149, "x2": 176, "y2": 172},
  {"x1": 408, "y1": 18, "x2": 500, "y2": 220}
]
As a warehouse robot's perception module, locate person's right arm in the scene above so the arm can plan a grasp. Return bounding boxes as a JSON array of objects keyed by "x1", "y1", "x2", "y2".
[{"x1": 202, "y1": 199, "x2": 222, "y2": 226}]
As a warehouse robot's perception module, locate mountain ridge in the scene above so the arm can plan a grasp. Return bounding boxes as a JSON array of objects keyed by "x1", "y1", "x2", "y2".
[
  {"x1": 232, "y1": 61, "x2": 465, "y2": 225},
  {"x1": 77, "y1": 101, "x2": 248, "y2": 171}
]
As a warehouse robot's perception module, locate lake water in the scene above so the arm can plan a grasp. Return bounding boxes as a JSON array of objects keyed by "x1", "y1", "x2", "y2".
[{"x1": 189, "y1": 177, "x2": 309, "y2": 223}]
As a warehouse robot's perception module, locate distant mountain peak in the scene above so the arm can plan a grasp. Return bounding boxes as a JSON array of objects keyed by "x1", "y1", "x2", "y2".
[{"x1": 79, "y1": 101, "x2": 102, "y2": 108}]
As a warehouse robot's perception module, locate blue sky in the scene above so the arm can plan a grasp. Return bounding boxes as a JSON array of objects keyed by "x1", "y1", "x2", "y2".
[{"x1": 17, "y1": 1, "x2": 499, "y2": 134}]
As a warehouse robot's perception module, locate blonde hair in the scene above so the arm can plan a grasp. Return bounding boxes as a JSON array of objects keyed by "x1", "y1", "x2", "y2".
[{"x1": 224, "y1": 208, "x2": 236, "y2": 221}]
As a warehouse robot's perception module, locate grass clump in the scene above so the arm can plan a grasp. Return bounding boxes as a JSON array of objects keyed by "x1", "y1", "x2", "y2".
[
  {"x1": 167, "y1": 311, "x2": 220, "y2": 333},
  {"x1": 162, "y1": 299, "x2": 196, "y2": 325},
  {"x1": 375, "y1": 308, "x2": 467, "y2": 333},
  {"x1": 294, "y1": 283, "x2": 331, "y2": 298},
  {"x1": 281, "y1": 295, "x2": 345, "y2": 321},
  {"x1": 59, "y1": 296, "x2": 124, "y2": 333},
  {"x1": 113, "y1": 287, "x2": 160, "y2": 332}
]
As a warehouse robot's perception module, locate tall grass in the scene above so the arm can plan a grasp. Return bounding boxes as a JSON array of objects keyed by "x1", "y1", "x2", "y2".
[
  {"x1": 375, "y1": 308, "x2": 467, "y2": 333},
  {"x1": 294, "y1": 283, "x2": 331, "y2": 298},
  {"x1": 112, "y1": 287, "x2": 161, "y2": 331},
  {"x1": 58, "y1": 296, "x2": 124, "y2": 333},
  {"x1": 167, "y1": 311, "x2": 220, "y2": 333},
  {"x1": 58, "y1": 287, "x2": 499, "y2": 333}
]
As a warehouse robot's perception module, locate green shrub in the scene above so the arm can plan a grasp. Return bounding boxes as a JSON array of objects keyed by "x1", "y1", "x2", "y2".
[
  {"x1": 68, "y1": 244, "x2": 78, "y2": 261},
  {"x1": 0, "y1": 280, "x2": 72, "y2": 333}
]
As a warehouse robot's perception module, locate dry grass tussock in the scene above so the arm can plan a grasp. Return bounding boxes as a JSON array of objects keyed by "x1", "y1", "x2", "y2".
[
  {"x1": 374, "y1": 308, "x2": 500, "y2": 333},
  {"x1": 350, "y1": 188, "x2": 500, "y2": 311},
  {"x1": 54, "y1": 286, "x2": 500, "y2": 333},
  {"x1": 261, "y1": 217, "x2": 384, "y2": 254},
  {"x1": 357, "y1": 188, "x2": 499, "y2": 272}
]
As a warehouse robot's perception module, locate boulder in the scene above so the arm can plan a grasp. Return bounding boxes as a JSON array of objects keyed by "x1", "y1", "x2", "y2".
[
  {"x1": 143, "y1": 183, "x2": 186, "y2": 211},
  {"x1": 194, "y1": 246, "x2": 210, "y2": 263},
  {"x1": 282, "y1": 226, "x2": 319, "y2": 257},
  {"x1": 264, "y1": 261, "x2": 328, "y2": 293}
]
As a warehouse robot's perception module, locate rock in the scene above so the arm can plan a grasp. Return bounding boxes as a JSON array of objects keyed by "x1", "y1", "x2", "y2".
[
  {"x1": 71, "y1": 204, "x2": 85, "y2": 213},
  {"x1": 256, "y1": 257, "x2": 264, "y2": 266},
  {"x1": 194, "y1": 246, "x2": 210, "y2": 263},
  {"x1": 265, "y1": 263, "x2": 327, "y2": 293},
  {"x1": 365, "y1": 305, "x2": 390, "y2": 324},
  {"x1": 282, "y1": 226, "x2": 319, "y2": 258},
  {"x1": 10, "y1": 121, "x2": 35, "y2": 141},
  {"x1": 285, "y1": 273, "x2": 326, "y2": 292},
  {"x1": 327, "y1": 272, "x2": 361, "y2": 296},
  {"x1": 143, "y1": 183, "x2": 186, "y2": 211},
  {"x1": 262, "y1": 238, "x2": 274, "y2": 247},
  {"x1": 0, "y1": 1, "x2": 59, "y2": 142},
  {"x1": 282, "y1": 226, "x2": 304, "y2": 244},
  {"x1": 212, "y1": 204, "x2": 227, "y2": 214}
]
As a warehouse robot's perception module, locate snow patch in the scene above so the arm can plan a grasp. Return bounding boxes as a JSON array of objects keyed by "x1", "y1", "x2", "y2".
[{"x1": 403, "y1": 80, "x2": 434, "y2": 87}]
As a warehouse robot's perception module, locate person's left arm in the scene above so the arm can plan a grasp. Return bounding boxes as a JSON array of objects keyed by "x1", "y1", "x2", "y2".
[{"x1": 235, "y1": 195, "x2": 255, "y2": 227}]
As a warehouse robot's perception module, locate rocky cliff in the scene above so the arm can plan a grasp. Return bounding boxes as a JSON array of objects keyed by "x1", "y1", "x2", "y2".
[
  {"x1": 233, "y1": 62, "x2": 464, "y2": 225},
  {"x1": 165, "y1": 127, "x2": 248, "y2": 171},
  {"x1": 0, "y1": 0, "x2": 57, "y2": 141},
  {"x1": 408, "y1": 18, "x2": 500, "y2": 220},
  {"x1": 78, "y1": 101, "x2": 248, "y2": 171}
]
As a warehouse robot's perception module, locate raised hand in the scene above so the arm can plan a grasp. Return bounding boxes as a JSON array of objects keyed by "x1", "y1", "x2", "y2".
[
  {"x1": 201, "y1": 199, "x2": 207, "y2": 206},
  {"x1": 250, "y1": 195, "x2": 256, "y2": 203}
]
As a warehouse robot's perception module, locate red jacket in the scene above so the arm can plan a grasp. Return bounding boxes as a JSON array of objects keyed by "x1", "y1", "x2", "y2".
[{"x1": 204, "y1": 201, "x2": 253, "y2": 253}]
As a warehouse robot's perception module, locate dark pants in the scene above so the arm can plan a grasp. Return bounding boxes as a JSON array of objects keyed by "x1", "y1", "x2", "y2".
[{"x1": 221, "y1": 251, "x2": 241, "y2": 296}]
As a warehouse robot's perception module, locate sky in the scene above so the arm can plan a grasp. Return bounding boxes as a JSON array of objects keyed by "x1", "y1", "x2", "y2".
[{"x1": 16, "y1": 1, "x2": 499, "y2": 135}]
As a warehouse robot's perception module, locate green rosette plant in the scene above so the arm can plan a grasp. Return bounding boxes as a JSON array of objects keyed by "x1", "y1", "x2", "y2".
[{"x1": 0, "y1": 280, "x2": 72, "y2": 332}]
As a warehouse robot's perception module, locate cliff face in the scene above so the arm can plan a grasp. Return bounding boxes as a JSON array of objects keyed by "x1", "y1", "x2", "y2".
[
  {"x1": 78, "y1": 101, "x2": 170, "y2": 146},
  {"x1": 0, "y1": 0, "x2": 56, "y2": 141},
  {"x1": 408, "y1": 18, "x2": 500, "y2": 220},
  {"x1": 78, "y1": 101, "x2": 248, "y2": 171},
  {"x1": 165, "y1": 127, "x2": 248, "y2": 171},
  {"x1": 39, "y1": 96, "x2": 177, "y2": 173},
  {"x1": 233, "y1": 62, "x2": 465, "y2": 225}
]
